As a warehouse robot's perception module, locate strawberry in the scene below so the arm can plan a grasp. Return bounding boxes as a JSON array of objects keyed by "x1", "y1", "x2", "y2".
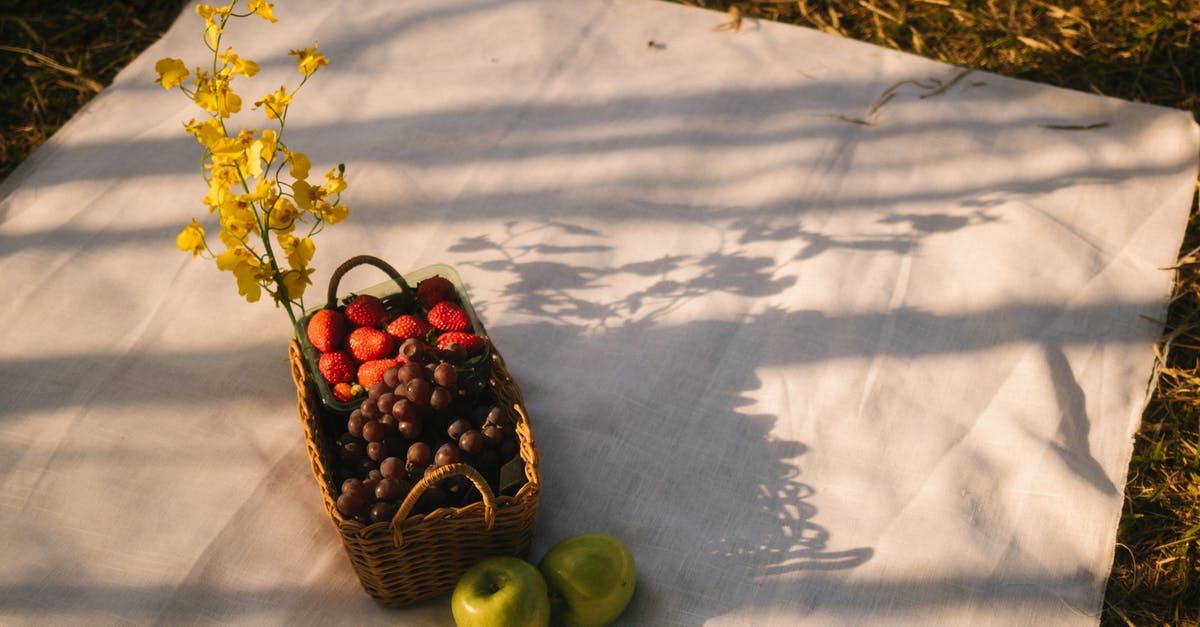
[
  {"x1": 306, "y1": 308, "x2": 347, "y2": 353},
  {"x1": 417, "y1": 276, "x2": 456, "y2": 309},
  {"x1": 344, "y1": 294, "x2": 388, "y2": 327},
  {"x1": 386, "y1": 314, "x2": 432, "y2": 341},
  {"x1": 427, "y1": 301, "x2": 471, "y2": 332},
  {"x1": 358, "y1": 358, "x2": 399, "y2": 388},
  {"x1": 348, "y1": 327, "x2": 394, "y2": 361},
  {"x1": 318, "y1": 350, "x2": 356, "y2": 384},
  {"x1": 436, "y1": 331, "x2": 486, "y2": 356},
  {"x1": 332, "y1": 382, "x2": 359, "y2": 402}
]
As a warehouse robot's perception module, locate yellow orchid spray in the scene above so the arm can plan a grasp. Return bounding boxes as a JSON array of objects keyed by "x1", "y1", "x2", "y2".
[{"x1": 157, "y1": 0, "x2": 346, "y2": 330}]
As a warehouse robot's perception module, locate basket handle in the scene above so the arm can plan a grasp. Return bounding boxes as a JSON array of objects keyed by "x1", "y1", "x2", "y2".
[
  {"x1": 325, "y1": 254, "x2": 412, "y2": 309},
  {"x1": 392, "y1": 462, "x2": 497, "y2": 548}
]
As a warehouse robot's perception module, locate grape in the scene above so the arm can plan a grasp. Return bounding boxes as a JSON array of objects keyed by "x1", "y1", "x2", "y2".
[
  {"x1": 485, "y1": 405, "x2": 509, "y2": 427},
  {"x1": 391, "y1": 398, "x2": 418, "y2": 422},
  {"x1": 406, "y1": 378, "x2": 431, "y2": 406},
  {"x1": 440, "y1": 343, "x2": 468, "y2": 365},
  {"x1": 336, "y1": 491, "x2": 366, "y2": 516},
  {"x1": 361, "y1": 477, "x2": 380, "y2": 499},
  {"x1": 367, "y1": 440, "x2": 391, "y2": 462},
  {"x1": 370, "y1": 500, "x2": 400, "y2": 523},
  {"x1": 362, "y1": 420, "x2": 385, "y2": 443},
  {"x1": 414, "y1": 486, "x2": 446, "y2": 514},
  {"x1": 396, "y1": 417, "x2": 422, "y2": 440},
  {"x1": 430, "y1": 386, "x2": 453, "y2": 410},
  {"x1": 375, "y1": 477, "x2": 405, "y2": 501},
  {"x1": 481, "y1": 423, "x2": 503, "y2": 447},
  {"x1": 368, "y1": 381, "x2": 390, "y2": 400},
  {"x1": 400, "y1": 338, "x2": 430, "y2": 363},
  {"x1": 339, "y1": 441, "x2": 366, "y2": 464},
  {"x1": 433, "y1": 363, "x2": 458, "y2": 388},
  {"x1": 398, "y1": 362, "x2": 426, "y2": 384},
  {"x1": 341, "y1": 477, "x2": 365, "y2": 496},
  {"x1": 435, "y1": 442, "x2": 461, "y2": 466},
  {"x1": 459, "y1": 429, "x2": 484, "y2": 455},
  {"x1": 366, "y1": 469, "x2": 383, "y2": 482},
  {"x1": 376, "y1": 392, "x2": 397, "y2": 414},
  {"x1": 380, "y1": 456, "x2": 405, "y2": 479},
  {"x1": 383, "y1": 366, "x2": 401, "y2": 388},
  {"x1": 441, "y1": 474, "x2": 469, "y2": 496},
  {"x1": 407, "y1": 441, "x2": 432, "y2": 467},
  {"x1": 447, "y1": 418, "x2": 471, "y2": 441},
  {"x1": 347, "y1": 410, "x2": 366, "y2": 438},
  {"x1": 377, "y1": 414, "x2": 398, "y2": 436},
  {"x1": 360, "y1": 398, "x2": 381, "y2": 419}
]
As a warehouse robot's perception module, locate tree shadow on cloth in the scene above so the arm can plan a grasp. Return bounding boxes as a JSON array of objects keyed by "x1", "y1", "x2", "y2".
[
  {"x1": 443, "y1": 192, "x2": 1139, "y2": 621},
  {"x1": 449, "y1": 217, "x2": 900, "y2": 621}
]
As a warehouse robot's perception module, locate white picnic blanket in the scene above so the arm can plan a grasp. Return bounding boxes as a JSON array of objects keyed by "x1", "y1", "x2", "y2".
[{"x1": 1, "y1": 1, "x2": 1197, "y2": 624}]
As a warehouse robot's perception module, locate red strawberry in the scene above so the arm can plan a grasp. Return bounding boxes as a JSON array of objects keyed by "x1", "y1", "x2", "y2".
[
  {"x1": 427, "y1": 301, "x2": 471, "y2": 332},
  {"x1": 386, "y1": 314, "x2": 432, "y2": 341},
  {"x1": 436, "y1": 331, "x2": 486, "y2": 356},
  {"x1": 417, "y1": 276, "x2": 456, "y2": 309},
  {"x1": 306, "y1": 308, "x2": 346, "y2": 353},
  {"x1": 344, "y1": 294, "x2": 388, "y2": 327},
  {"x1": 358, "y1": 358, "x2": 399, "y2": 388},
  {"x1": 348, "y1": 327, "x2": 394, "y2": 361},
  {"x1": 332, "y1": 382, "x2": 357, "y2": 402},
  {"x1": 318, "y1": 350, "x2": 356, "y2": 384}
]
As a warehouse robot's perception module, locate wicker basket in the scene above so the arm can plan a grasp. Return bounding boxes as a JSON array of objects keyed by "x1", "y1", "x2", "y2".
[{"x1": 287, "y1": 259, "x2": 541, "y2": 607}]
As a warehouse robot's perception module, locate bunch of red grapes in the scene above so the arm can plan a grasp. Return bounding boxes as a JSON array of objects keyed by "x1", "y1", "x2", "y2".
[{"x1": 332, "y1": 336, "x2": 521, "y2": 524}]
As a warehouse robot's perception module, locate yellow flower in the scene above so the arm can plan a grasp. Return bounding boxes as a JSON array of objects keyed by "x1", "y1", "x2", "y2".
[
  {"x1": 195, "y1": 4, "x2": 233, "y2": 23},
  {"x1": 291, "y1": 179, "x2": 321, "y2": 211},
  {"x1": 258, "y1": 129, "x2": 277, "y2": 164},
  {"x1": 193, "y1": 73, "x2": 241, "y2": 118},
  {"x1": 278, "y1": 233, "x2": 315, "y2": 270},
  {"x1": 281, "y1": 267, "x2": 314, "y2": 301},
  {"x1": 216, "y1": 247, "x2": 264, "y2": 303},
  {"x1": 155, "y1": 58, "x2": 189, "y2": 89},
  {"x1": 267, "y1": 195, "x2": 299, "y2": 231},
  {"x1": 289, "y1": 42, "x2": 328, "y2": 75},
  {"x1": 248, "y1": 177, "x2": 274, "y2": 201},
  {"x1": 162, "y1": 4, "x2": 353, "y2": 317},
  {"x1": 207, "y1": 135, "x2": 244, "y2": 166},
  {"x1": 204, "y1": 164, "x2": 239, "y2": 209},
  {"x1": 232, "y1": 128, "x2": 265, "y2": 177},
  {"x1": 254, "y1": 86, "x2": 291, "y2": 120},
  {"x1": 323, "y1": 166, "x2": 347, "y2": 195},
  {"x1": 176, "y1": 219, "x2": 207, "y2": 257},
  {"x1": 195, "y1": 4, "x2": 233, "y2": 47},
  {"x1": 184, "y1": 118, "x2": 224, "y2": 147},
  {"x1": 247, "y1": 0, "x2": 277, "y2": 23},
  {"x1": 315, "y1": 201, "x2": 349, "y2": 224},
  {"x1": 218, "y1": 195, "x2": 258, "y2": 240},
  {"x1": 287, "y1": 151, "x2": 311, "y2": 180},
  {"x1": 219, "y1": 48, "x2": 259, "y2": 77},
  {"x1": 245, "y1": 141, "x2": 265, "y2": 178}
]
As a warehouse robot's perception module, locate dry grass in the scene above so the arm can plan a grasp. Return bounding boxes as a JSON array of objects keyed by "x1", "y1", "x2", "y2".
[
  {"x1": 2, "y1": 1, "x2": 1198, "y2": 624},
  {"x1": 0, "y1": 1, "x2": 185, "y2": 181}
]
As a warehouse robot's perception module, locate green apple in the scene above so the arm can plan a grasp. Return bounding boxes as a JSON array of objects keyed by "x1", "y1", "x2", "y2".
[
  {"x1": 451, "y1": 556, "x2": 551, "y2": 627},
  {"x1": 538, "y1": 533, "x2": 637, "y2": 627}
]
